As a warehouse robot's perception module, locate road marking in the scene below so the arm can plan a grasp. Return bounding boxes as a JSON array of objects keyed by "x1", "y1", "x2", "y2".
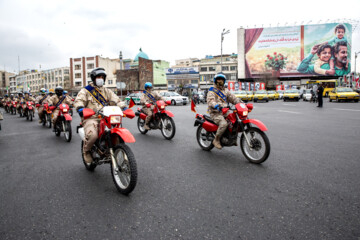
[
  {"x1": 333, "y1": 108, "x2": 360, "y2": 112},
  {"x1": 0, "y1": 130, "x2": 41, "y2": 137},
  {"x1": 278, "y1": 110, "x2": 301, "y2": 114},
  {"x1": 283, "y1": 104, "x2": 297, "y2": 106}
]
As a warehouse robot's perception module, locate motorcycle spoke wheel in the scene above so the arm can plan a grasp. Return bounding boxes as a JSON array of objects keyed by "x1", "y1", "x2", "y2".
[
  {"x1": 64, "y1": 121, "x2": 72, "y2": 142},
  {"x1": 46, "y1": 115, "x2": 52, "y2": 128},
  {"x1": 29, "y1": 111, "x2": 33, "y2": 121},
  {"x1": 137, "y1": 117, "x2": 148, "y2": 134},
  {"x1": 240, "y1": 127, "x2": 270, "y2": 164},
  {"x1": 111, "y1": 144, "x2": 137, "y2": 195},
  {"x1": 161, "y1": 117, "x2": 176, "y2": 140},
  {"x1": 196, "y1": 126, "x2": 214, "y2": 151}
]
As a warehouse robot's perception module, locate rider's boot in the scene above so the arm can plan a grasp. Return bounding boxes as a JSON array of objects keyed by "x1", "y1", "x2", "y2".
[
  {"x1": 144, "y1": 122, "x2": 151, "y2": 130},
  {"x1": 38, "y1": 119, "x2": 42, "y2": 124},
  {"x1": 83, "y1": 151, "x2": 93, "y2": 164},
  {"x1": 212, "y1": 135, "x2": 222, "y2": 149}
]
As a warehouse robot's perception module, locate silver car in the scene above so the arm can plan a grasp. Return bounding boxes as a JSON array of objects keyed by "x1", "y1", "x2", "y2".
[{"x1": 160, "y1": 92, "x2": 189, "y2": 105}]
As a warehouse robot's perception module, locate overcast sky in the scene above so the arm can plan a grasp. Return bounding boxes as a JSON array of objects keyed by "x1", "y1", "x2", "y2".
[{"x1": 1, "y1": 0, "x2": 359, "y2": 73}]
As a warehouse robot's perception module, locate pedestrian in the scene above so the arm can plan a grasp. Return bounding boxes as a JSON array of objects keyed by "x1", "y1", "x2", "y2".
[{"x1": 317, "y1": 83, "x2": 324, "y2": 107}]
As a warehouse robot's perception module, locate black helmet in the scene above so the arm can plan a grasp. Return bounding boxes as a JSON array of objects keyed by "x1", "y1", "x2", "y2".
[
  {"x1": 5, "y1": 94, "x2": 8, "y2": 97},
  {"x1": 90, "y1": 68, "x2": 107, "y2": 82},
  {"x1": 55, "y1": 86, "x2": 63, "y2": 97},
  {"x1": 18, "y1": 92, "x2": 23, "y2": 96}
]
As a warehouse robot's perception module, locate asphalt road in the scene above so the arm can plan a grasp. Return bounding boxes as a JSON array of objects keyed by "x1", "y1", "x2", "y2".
[{"x1": 1, "y1": 99, "x2": 360, "y2": 240}]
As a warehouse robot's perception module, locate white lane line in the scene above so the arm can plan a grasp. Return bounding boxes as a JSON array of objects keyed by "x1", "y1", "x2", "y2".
[
  {"x1": 333, "y1": 108, "x2": 360, "y2": 112},
  {"x1": 278, "y1": 110, "x2": 301, "y2": 114}
]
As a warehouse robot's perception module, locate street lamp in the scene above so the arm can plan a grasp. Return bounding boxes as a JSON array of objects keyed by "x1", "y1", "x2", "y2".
[
  {"x1": 119, "y1": 51, "x2": 123, "y2": 99},
  {"x1": 221, "y1": 28, "x2": 230, "y2": 71}
]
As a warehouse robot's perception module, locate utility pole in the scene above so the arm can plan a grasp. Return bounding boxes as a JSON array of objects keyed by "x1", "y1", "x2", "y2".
[
  {"x1": 119, "y1": 51, "x2": 123, "y2": 99},
  {"x1": 221, "y1": 29, "x2": 230, "y2": 71}
]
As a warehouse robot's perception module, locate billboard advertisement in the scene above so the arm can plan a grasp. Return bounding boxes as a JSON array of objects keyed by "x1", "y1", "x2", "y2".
[{"x1": 244, "y1": 23, "x2": 352, "y2": 79}]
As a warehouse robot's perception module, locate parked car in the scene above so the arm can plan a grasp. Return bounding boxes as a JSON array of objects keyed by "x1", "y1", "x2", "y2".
[
  {"x1": 246, "y1": 91, "x2": 254, "y2": 101},
  {"x1": 276, "y1": 90, "x2": 284, "y2": 99},
  {"x1": 160, "y1": 92, "x2": 189, "y2": 105},
  {"x1": 283, "y1": 89, "x2": 300, "y2": 101},
  {"x1": 267, "y1": 91, "x2": 276, "y2": 101},
  {"x1": 329, "y1": 87, "x2": 360, "y2": 102},
  {"x1": 253, "y1": 90, "x2": 269, "y2": 102},
  {"x1": 234, "y1": 90, "x2": 249, "y2": 102},
  {"x1": 125, "y1": 93, "x2": 142, "y2": 105},
  {"x1": 302, "y1": 89, "x2": 312, "y2": 101}
]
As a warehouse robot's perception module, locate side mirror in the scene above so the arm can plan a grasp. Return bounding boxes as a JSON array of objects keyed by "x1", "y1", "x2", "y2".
[
  {"x1": 246, "y1": 103, "x2": 254, "y2": 112},
  {"x1": 166, "y1": 100, "x2": 171, "y2": 105},
  {"x1": 123, "y1": 108, "x2": 135, "y2": 119},
  {"x1": 83, "y1": 108, "x2": 96, "y2": 120}
]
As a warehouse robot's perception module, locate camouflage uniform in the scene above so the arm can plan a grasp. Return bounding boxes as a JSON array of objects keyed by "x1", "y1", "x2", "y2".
[
  {"x1": 207, "y1": 84, "x2": 242, "y2": 149},
  {"x1": 35, "y1": 94, "x2": 50, "y2": 123},
  {"x1": 74, "y1": 82, "x2": 126, "y2": 153},
  {"x1": 48, "y1": 95, "x2": 72, "y2": 125},
  {"x1": 140, "y1": 90, "x2": 164, "y2": 129}
]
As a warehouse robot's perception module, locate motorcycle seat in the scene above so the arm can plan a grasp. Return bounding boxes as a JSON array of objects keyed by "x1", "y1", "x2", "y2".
[{"x1": 203, "y1": 114, "x2": 216, "y2": 124}]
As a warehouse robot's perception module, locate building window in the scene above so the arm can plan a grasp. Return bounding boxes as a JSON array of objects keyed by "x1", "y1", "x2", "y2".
[
  {"x1": 168, "y1": 80, "x2": 175, "y2": 84},
  {"x1": 209, "y1": 67, "x2": 216, "y2": 71},
  {"x1": 108, "y1": 80, "x2": 113, "y2": 84},
  {"x1": 58, "y1": 70, "x2": 62, "y2": 75},
  {"x1": 230, "y1": 66, "x2": 237, "y2": 71},
  {"x1": 75, "y1": 82, "x2": 82, "y2": 87},
  {"x1": 200, "y1": 67, "x2": 207, "y2": 72},
  {"x1": 87, "y1": 64, "x2": 94, "y2": 69},
  {"x1": 64, "y1": 69, "x2": 69, "y2": 74},
  {"x1": 75, "y1": 65, "x2": 81, "y2": 70},
  {"x1": 222, "y1": 66, "x2": 229, "y2": 71},
  {"x1": 191, "y1": 80, "x2": 198, "y2": 84},
  {"x1": 87, "y1": 72, "x2": 91, "y2": 78},
  {"x1": 75, "y1": 73, "x2": 81, "y2": 78}
]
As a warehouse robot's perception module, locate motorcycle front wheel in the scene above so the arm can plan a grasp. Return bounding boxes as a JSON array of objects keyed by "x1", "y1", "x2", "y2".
[
  {"x1": 29, "y1": 110, "x2": 33, "y2": 121},
  {"x1": 111, "y1": 144, "x2": 137, "y2": 195},
  {"x1": 137, "y1": 117, "x2": 148, "y2": 134},
  {"x1": 46, "y1": 114, "x2": 52, "y2": 128},
  {"x1": 240, "y1": 127, "x2": 270, "y2": 164},
  {"x1": 64, "y1": 121, "x2": 72, "y2": 142},
  {"x1": 161, "y1": 116, "x2": 176, "y2": 140},
  {"x1": 196, "y1": 125, "x2": 214, "y2": 151}
]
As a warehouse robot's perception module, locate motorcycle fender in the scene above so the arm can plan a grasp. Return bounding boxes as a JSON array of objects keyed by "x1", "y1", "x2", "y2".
[
  {"x1": 139, "y1": 113, "x2": 147, "y2": 120},
  {"x1": 161, "y1": 110, "x2": 174, "y2": 117},
  {"x1": 64, "y1": 113, "x2": 72, "y2": 121},
  {"x1": 202, "y1": 121, "x2": 218, "y2": 132},
  {"x1": 194, "y1": 118, "x2": 204, "y2": 127},
  {"x1": 242, "y1": 119, "x2": 268, "y2": 131},
  {"x1": 111, "y1": 128, "x2": 136, "y2": 143},
  {"x1": 28, "y1": 106, "x2": 33, "y2": 110}
]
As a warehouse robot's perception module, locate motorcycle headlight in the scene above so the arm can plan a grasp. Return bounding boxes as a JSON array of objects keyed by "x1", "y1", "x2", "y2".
[
  {"x1": 160, "y1": 105, "x2": 165, "y2": 109},
  {"x1": 110, "y1": 116, "x2": 121, "y2": 124},
  {"x1": 63, "y1": 109, "x2": 68, "y2": 112},
  {"x1": 242, "y1": 111, "x2": 248, "y2": 116}
]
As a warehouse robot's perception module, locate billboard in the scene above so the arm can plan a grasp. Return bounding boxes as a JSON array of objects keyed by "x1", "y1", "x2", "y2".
[{"x1": 244, "y1": 23, "x2": 352, "y2": 79}]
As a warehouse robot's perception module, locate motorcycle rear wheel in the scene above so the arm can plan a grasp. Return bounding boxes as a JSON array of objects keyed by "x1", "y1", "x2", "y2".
[
  {"x1": 111, "y1": 144, "x2": 137, "y2": 195},
  {"x1": 196, "y1": 126, "x2": 214, "y2": 151},
  {"x1": 137, "y1": 117, "x2": 148, "y2": 134},
  {"x1": 240, "y1": 127, "x2": 270, "y2": 164},
  {"x1": 161, "y1": 116, "x2": 176, "y2": 140},
  {"x1": 81, "y1": 141, "x2": 97, "y2": 171},
  {"x1": 64, "y1": 121, "x2": 72, "y2": 142}
]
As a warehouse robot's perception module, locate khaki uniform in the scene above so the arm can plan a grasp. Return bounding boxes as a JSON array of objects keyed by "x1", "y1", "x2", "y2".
[
  {"x1": 207, "y1": 84, "x2": 242, "y2": 148},
  {"x1": 74, "y1": 82, "x2": 126, "y2": 152},
  {"x1": 17, "y1": 97, "x2": 25, "y2": 110},
  {"x1": 35, "y1": 95, "x2": 50, "y2": 121},
  {"x1": 48, "y1": 95, "x2": 72, "y2": 125},
  {"x1": 140, "y1": 90, "x2": 164, "y2": 126},
  {"x1": 22, "y1": 96, "x2": 36, "y2": 111}
]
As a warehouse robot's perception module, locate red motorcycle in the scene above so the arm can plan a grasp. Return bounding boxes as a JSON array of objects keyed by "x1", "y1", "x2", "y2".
[
  {"x1": 194, "y1": 103, "x2": 270, "y2": 164},
  {"x1": 24, "y1": 101, "x2": 35, "y2": 121},
  {"x1": 53, "y1": 104, "x2": 72, "y2": 142},
  {"x1": 10, "y1": 101, "x2": 17, "y2": 115},
  {"x1": 42, "y1": 103, "x2": 53, "y2": 128},
  {"x1": 135, "y1": 100, "x2": 176, "y2": 140},
  {"x1": 18, "y1": 102, "x2": 25, "y2": 117},
  {"x1": 77, "y1": 106, "x2": 137, "y2": 195},
  {"x1": 5, "y1": 101, "x2": 11, "y2": 113}
]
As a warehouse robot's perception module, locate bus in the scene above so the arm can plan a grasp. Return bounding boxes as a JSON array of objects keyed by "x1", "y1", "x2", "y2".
[{"x1": 306, "y1": 80, "x2": 336, "y2": 97}]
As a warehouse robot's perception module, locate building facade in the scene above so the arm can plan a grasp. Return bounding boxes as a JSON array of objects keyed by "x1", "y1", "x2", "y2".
[
  {"x1": 70, "y1": 55, "x2": 122, "y2": 95},
  {"x1": 0, "y1": 71, "x2": 15, "y2": 95},
  {"x1": 198, "y1": 54, "x2": 238, "y2": 90},
  {"x1": 166, "y1": 67, "x2": 199, "y2": 91}
]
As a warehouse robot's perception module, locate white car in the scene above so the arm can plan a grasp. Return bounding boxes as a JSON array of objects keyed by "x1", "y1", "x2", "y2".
[
  {"x1": 302, "y1": 89, "x2": 312, "y2": 101},
  {"x1": 160, "y1": 92, "x2": 189, "y2": 105}
]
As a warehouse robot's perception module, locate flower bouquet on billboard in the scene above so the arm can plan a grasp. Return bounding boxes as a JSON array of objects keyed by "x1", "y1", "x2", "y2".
[{"x1": 265, "y1": 52, "x2": 288, "y2": 77}]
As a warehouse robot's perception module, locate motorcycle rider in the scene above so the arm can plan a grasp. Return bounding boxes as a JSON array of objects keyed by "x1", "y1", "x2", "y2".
[
  {"x1": 35, "y1": 88, "x2": 50, "y2": 123},
  {"x1": 207, "y1": 73, "x2": 243, "y2": 149},
  {"x1": 74, "y1": 67, "x2": 127, "y2": 164},
  {"x1": 16, "y1": 92, "x2": 25, "y2": 115},
  {"x1": 2, "y1": 94, "x2": 10, "y2": 107},
  {"x1": 140, "y1": 82, "x2": 164, "y2": 130},
  {"x1": 48, "y1": 86, "x2": 72, "y2": 130}
]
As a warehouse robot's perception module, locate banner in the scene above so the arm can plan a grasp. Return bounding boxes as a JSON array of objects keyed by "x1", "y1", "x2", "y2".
[
  {"x1": 228, "y1": 81, "x2": 235, "y2": 91},
  {"x1": 244, "y1": 23, "x2": 352, "y2": 78}
]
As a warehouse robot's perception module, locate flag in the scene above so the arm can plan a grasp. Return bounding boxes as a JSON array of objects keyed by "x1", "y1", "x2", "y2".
[
  {"x1": 191, "y1": 99, "x2": 196, "y2": 113},
  {"x1": 128, "y1": 97, "x2": 135, "y2": 108}
]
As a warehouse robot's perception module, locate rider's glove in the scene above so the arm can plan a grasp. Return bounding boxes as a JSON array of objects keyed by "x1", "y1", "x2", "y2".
[
  {"x1": 77, "y1": 107, "x2": 84, "y2": 117},
  {"x1": 214, "y1": 104, "x2": 222, "y2": 112},
  {"x1": 146, "y1": 103, "x2": 151, "y2": 108},
  {"x1": 123, "y1": 107, "x2": 128, "y2": 111}
]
